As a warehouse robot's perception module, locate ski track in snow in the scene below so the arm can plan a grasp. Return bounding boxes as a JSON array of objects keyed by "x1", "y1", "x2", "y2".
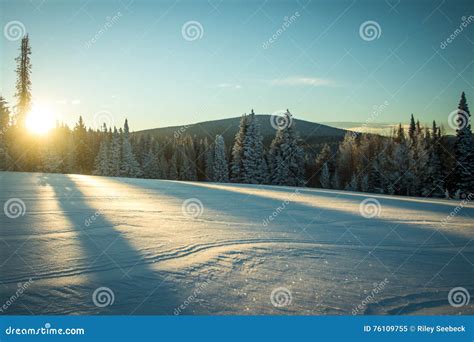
[{"x1": 0, "y1": 171, "x2": 473, "y2": 315}]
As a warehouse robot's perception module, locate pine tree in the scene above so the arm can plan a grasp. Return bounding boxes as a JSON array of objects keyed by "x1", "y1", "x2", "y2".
[
  {"x1": 168, "y1": 152, "x2": 179, "y2": 180},
  {"x1": 73, "y1": 116, "x2": 89, "y2": 174},
  {"x1": 94, "y1": 139, "x2": 110, "y2": 176},
  {"x1": 14, "y1": 35, "x2": 32, "y2": 126},
  {"x1": 0, "y1": 97, "x2": 10, "y2": 132},
  {"x1": 212, "y1": 135, "x2": 229, "y2": 182},
  {"x1": 41, "y1": 144, "x2": 62, "y2": 173},
  {"x1": 408, "y1": 114, "x2": 416, "y2": 141},
  {"x1": 268, "y1": 110, "x2": 305, "y2": 186},
  {"x1": 452, "y1": 92, "x2": 474, "y2": 197},
  {"x1": 109, "y1": 127, "x2": 122, "y2": 176},
  {"x1": 230, "y1": 114, "x2": 249, "y2": 182},
  {"x1": 0, "y1": 97, "x2": 10, "y2": 170},
  {"x1": 120, "y1": 119, "x2": 142, "y2": 177},
  {"x1": 203, "y1": 138, "x2": 214, "y2": 181},
  {"x1": 241, "y1": 110, "x2": 268, "y2": 184},
  {"x1": 319, "y1": 162, "x2": 331, "y2": 188}
]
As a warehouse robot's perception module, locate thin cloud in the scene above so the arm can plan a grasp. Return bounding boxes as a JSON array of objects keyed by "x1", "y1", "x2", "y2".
[
  {"x1": 217, "y1": 83, "x2": 242, "y2": 89},
  {"x1": 268, "y1": 76, "x2": 335, "y2": 87}
]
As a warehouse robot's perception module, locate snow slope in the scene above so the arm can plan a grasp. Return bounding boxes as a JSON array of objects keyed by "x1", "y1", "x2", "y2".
[{"x1": 0, "y1": 171, "x2": 473, "y2": 315}]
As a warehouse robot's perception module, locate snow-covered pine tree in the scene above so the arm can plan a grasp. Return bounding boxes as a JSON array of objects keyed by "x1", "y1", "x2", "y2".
[
  {"x1": 268, "y1": 110, "x2": 305, "y2": 186},
  {"x1": 335, "y1": 132, "x2": 357, "y2": 189},
  {"x1": 319, "y1": 162, "x2": 331, "y2": 188},
  {"x1": 230, "y1": 114, "x2": 249, "y2": 182},
  {"x1": 203, "y1": 138, "x2": 214, "y2": 181},
  {"x1": 168, "y1": 151, "x2": 179, "y2": 180},
  {"x1": 212, "y1": 134, "x2": 229, "y2": 182},
  {"x1": 94, "y1": 139, "x2": 110, "y2": 176},
  {"x1": 0, "y1": 97, "x2": 10, "y2": 170},
  {"x1": 314, "y1": 144, "x2": 333, "y2": 188},
  {"x1": 120, "y1": 119, "x2": 142, "y2": 178},
  {"x1": 408, "y1": 114, "x2": 416, "y2": 141},
  {"x1": 108, "y1": 127, "x2": 122, "y2": 177},
  {"x1": 452, "y1": 92, "x2": 474, "y2": 197},
  {"x1": 41, "y1": 144, "x2": 62, "y2": 173},
  {"x1": 240, "y1": 110, "x2": 268, "y2": 184}
]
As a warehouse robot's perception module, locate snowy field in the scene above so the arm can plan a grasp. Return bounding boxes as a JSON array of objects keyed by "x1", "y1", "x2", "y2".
[{"x1": 0, "y1": 171, "x2": 473, "y2": 315}]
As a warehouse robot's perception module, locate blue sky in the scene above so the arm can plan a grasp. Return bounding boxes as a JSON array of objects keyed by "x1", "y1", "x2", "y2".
[{"x1": 0, "y1": 0, "x2": 473, "y2": 131}]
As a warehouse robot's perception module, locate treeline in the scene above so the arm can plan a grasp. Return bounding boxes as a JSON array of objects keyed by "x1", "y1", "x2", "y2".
[{"x1": 1, "y1": 35, "x2": 473, "y2": 199}]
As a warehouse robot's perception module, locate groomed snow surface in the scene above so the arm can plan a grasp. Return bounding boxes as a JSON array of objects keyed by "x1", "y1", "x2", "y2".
[{"x1": 0, "y1": 171, "x2": 473, "y2": 315}]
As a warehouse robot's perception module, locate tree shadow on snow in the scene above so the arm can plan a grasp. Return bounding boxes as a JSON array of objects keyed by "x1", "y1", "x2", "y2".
[{"x1": 28, "y1": 173, "x2": 180, "y2": 315}]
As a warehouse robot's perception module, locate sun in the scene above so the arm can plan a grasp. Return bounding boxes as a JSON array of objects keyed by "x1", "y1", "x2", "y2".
[{"x1": 25, "y1": 105, "x2": 56, "y2": 135}]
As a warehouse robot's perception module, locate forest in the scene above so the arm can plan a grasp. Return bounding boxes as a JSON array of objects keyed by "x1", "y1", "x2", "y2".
[{"x1": 1, "y1": 35, "x2": 473, "y2": 199}]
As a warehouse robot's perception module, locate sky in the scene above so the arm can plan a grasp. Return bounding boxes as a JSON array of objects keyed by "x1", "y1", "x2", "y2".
[{"x1": 0, "y1": 0, "x2": 473, "y2": 131}]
